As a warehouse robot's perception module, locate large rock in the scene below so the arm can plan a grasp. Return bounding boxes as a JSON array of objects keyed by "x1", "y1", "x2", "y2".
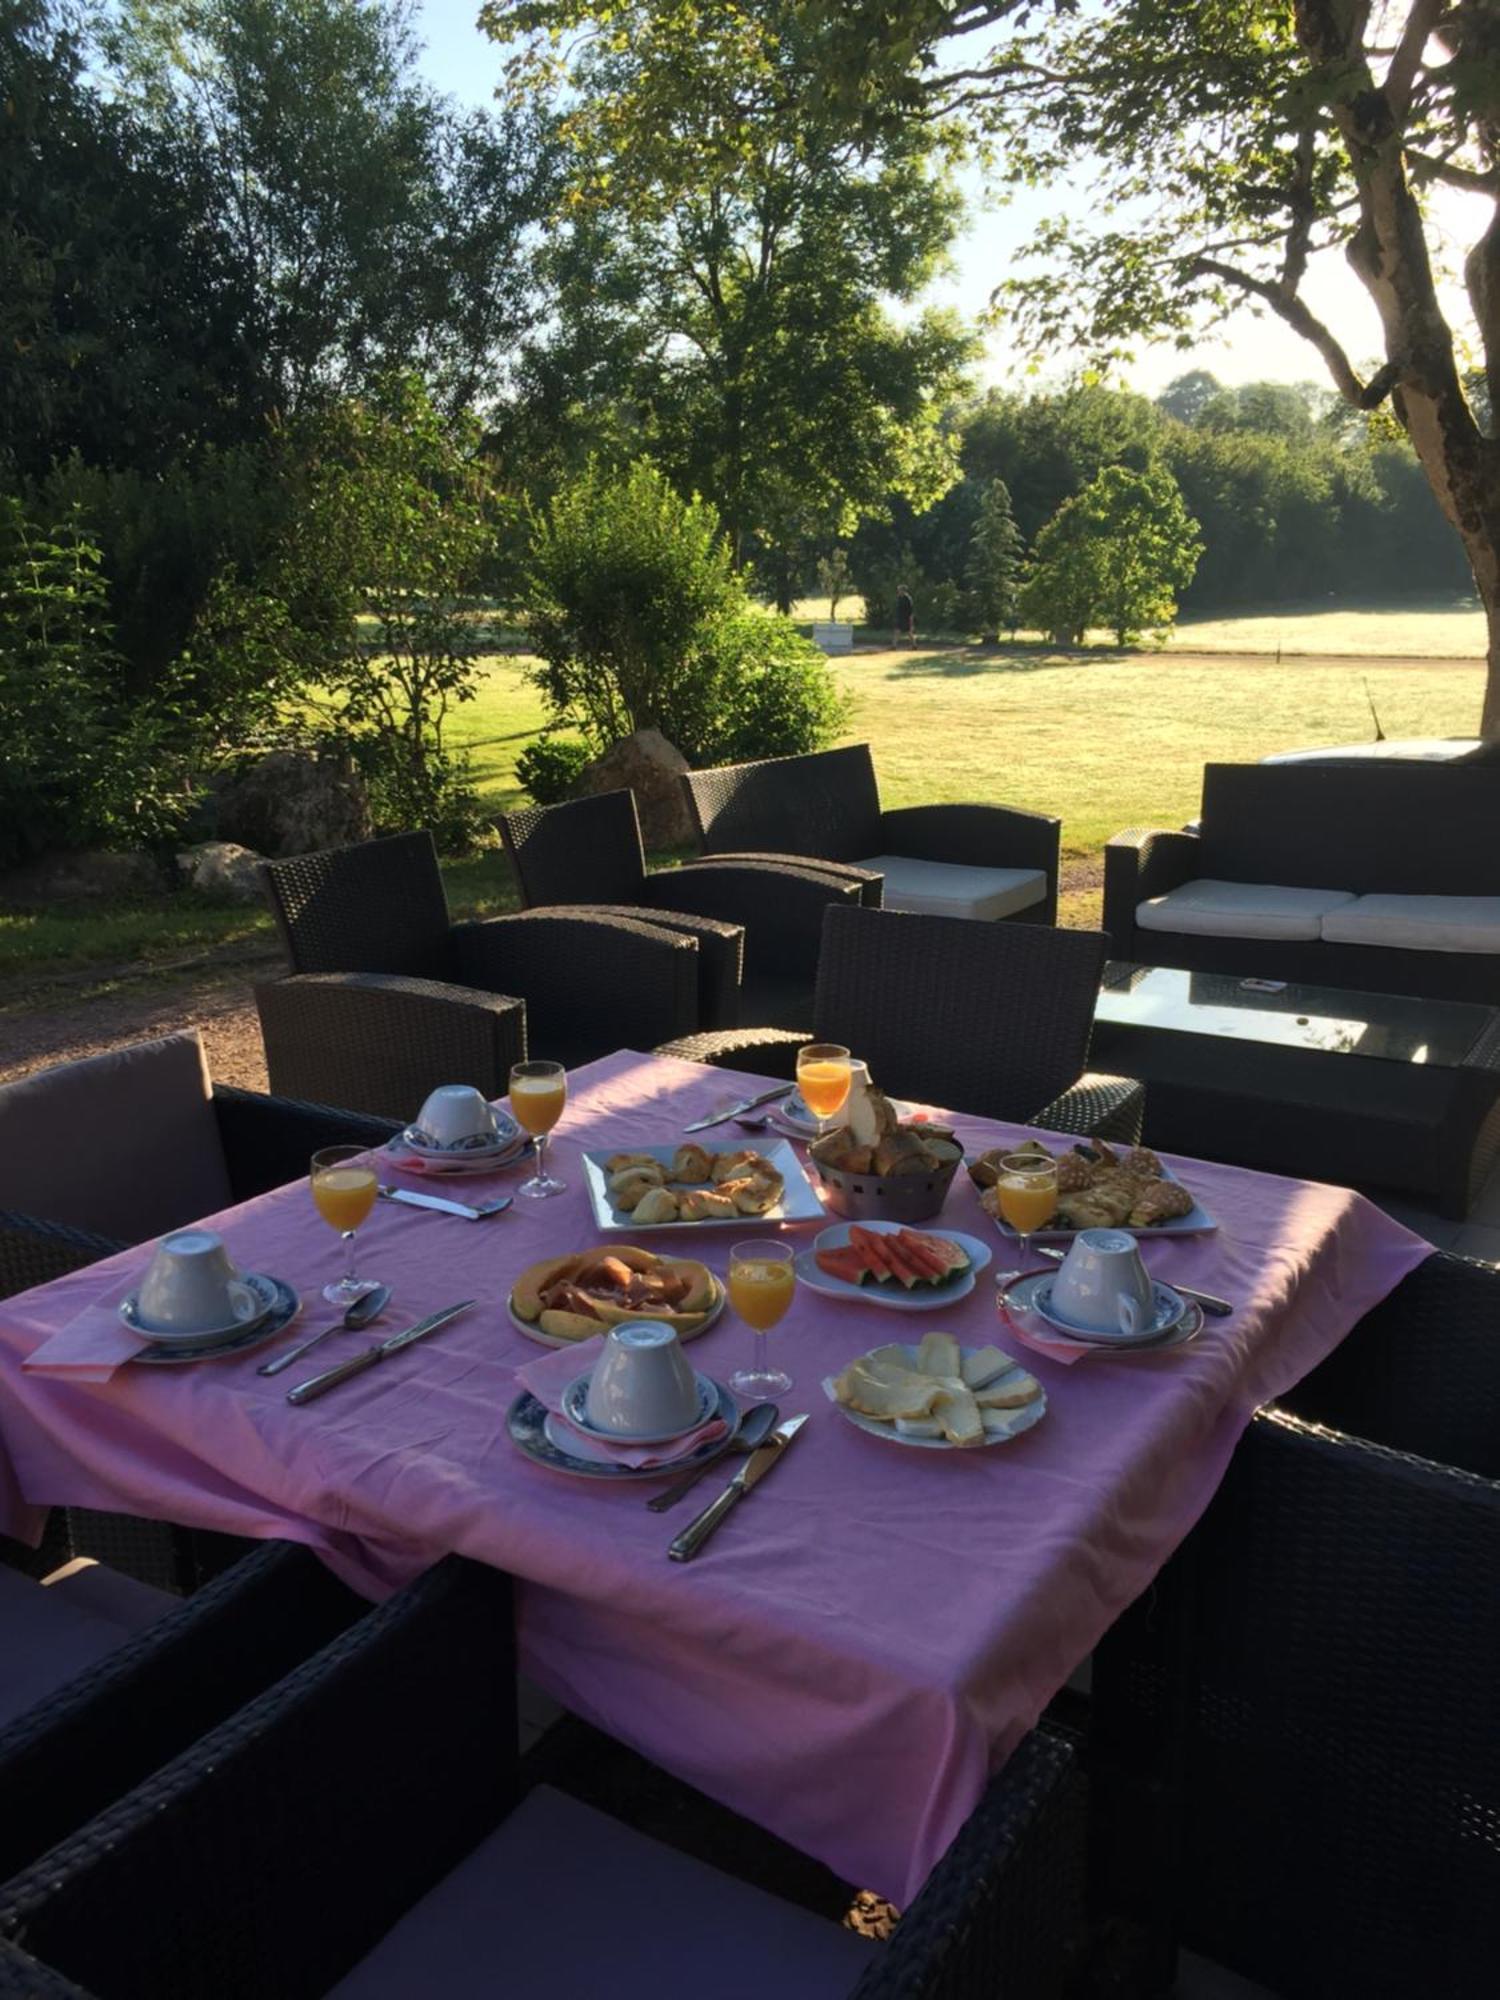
[
  {"x1": 582, "y1": 729, "x2": 695, "y2": 851},
  {"x1": 214, "y1": 749, "x2": 370, "y2": 859},
  {"x1": 175, "y1": 840, "x2": 264, "y2": 903},
  {"x1": 1, "y1": 849, "x2": 166, "y2": 904}
]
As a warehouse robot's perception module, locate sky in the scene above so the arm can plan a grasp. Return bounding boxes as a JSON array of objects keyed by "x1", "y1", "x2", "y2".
[{"x1": 413, "y1": 0, "x2": 1479, "y2": 404}]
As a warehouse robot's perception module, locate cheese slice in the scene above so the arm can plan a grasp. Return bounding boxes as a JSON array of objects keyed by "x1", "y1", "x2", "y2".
[
  {"x1": 960, "y1": 1344, "x2": 1015, "y2": 1389},
  {"x1": 975, "y1": 1369, "x2": 1042, "y2": 1409},
  {"x1": 931, "y1": 1383, "x2": 984, "y2": 1446},
  {"x1": 833, "y1": 1361, "x2": 948, "y2": 1420},
  {"x1": 916, "y1": 1331, "x2": 962, "y2": 1378}
]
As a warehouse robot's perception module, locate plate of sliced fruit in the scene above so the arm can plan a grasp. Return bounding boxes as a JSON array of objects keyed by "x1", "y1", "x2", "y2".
[{"x1": 796, "y1": 1219, "x2": 991, "y2": 1311}]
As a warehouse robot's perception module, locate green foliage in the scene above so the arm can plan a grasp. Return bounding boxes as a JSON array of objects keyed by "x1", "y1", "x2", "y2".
[
  {"x1": 965, "y1": 479, "x2": 1024, "y2": 639},
  {"x1": 525, "y1": 459, "x2": 845, "y2": 763},
  {"x1": 0, "y1": 499, "x2": 191, "y2": 864},
  {"x1": 515, "y1": 735, "x2": 592, "y2": 805},
  {"x1": 1019, "y1": 464, "x2": 1204, "y2": 648},
  {"x1": 816, "y1": 549, "x2": 853, "y2": 621}
]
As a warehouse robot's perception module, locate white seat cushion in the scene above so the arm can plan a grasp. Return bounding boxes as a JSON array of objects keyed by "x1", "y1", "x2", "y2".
[
  {"x1": 329, "y1": 1784, "x2": 875, "y2": 1999},
  {"x1": 856, "y1": 854, "x2": 1047, "y2": 921},
  {"x1": 1137, "y1": 878, "x2": 1356, "y2": 943},
  {"x1": 1321, "y1": 894, "x2": 1500, "y2": 955}
]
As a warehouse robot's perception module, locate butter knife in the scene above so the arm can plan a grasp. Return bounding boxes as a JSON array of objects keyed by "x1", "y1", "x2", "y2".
[
  {"x1": 681, "y1": 1084, "x2": 791, "y2": 1133},
  {"x1": 378, "y1": 1186, "x2": 512, "y2": 1220},
  {"x1": 668, "y1": 1414, "x2": 807, "y2": 1561},
  {"x1": 286, "y1": 1300, "x2": 475, "y2": 1406}
]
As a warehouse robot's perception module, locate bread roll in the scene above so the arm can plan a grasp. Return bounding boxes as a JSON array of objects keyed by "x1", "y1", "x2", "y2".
[
  {"x1": 605, "y1": 1152, "x2": 661, "y2": 1174},
  {"x1": 678, "y1": 1187, "x2": 735, "y2": 1221},
  {"x1": 631, "y1": 1187, "x2": 681, "y2": 1224},
  {"x1": 709, "y1": 1149, "x2": 760, "y2": 1184},
  {"x1": 610, "y1": 1169, "x2": 665, "y2": 1212},
  {"x1": 725, "y1": 1174, "x2": 781, "y2": 1215},
  {"x1": 670, "y1": 1143, "x2": 713, "y2": 1184}
]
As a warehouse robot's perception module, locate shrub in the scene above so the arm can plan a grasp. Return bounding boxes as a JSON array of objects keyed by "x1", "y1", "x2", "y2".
[
  {"x1": 516, "y1": 735, "x2": 593, "y2": 805},
  {"x1": 699, "y1": 615, "x2": 849, "y2": 764}
]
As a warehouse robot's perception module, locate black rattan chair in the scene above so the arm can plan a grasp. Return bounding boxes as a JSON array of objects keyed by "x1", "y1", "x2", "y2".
[
  {"x1": 660, "y1": 905, "x2": 1144, "y2": 1142},
  {"x1": 683, "y1": 744, "x2": 1061, "y2": 926},
  {"x1": 0, "y1": 1539, "x2": 361, "y2": 1886},
  {"x1": 0, "y1": 1555, "x2": 1087, "y2": 2000},
  {"x1": 1091, "y1": 1405, "x2": 1500, "y2": 2000},
  {"x1": 500, "y1": 789, "x2": 868, "y2": 1028},
  {"x1": 256, "y1": 831, "x2": 704, "y2": 1117}
]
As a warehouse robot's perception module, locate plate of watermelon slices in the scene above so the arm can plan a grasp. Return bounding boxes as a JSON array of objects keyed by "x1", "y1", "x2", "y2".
[{"x1": 797, "y1": 1219, "x2": 992, "y2": 1311}]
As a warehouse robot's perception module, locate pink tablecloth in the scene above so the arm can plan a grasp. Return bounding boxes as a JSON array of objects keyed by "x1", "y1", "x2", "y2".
[{"x1": 0, "y1": 1050, "x2": 1430, "y2": 1902}]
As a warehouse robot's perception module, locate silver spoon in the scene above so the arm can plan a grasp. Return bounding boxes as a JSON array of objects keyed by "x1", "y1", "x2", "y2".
[
  {"x1": 646, "y1": 1401, "x2": 780, "y2": 1512},
  {"x1": 257, "y1": 1282, "x2": 392, "y2": 1377}
]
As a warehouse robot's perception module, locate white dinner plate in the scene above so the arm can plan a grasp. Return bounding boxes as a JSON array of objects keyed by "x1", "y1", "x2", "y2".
[
  {"x1": 580, "y1": 1140, "x2": 824, "y2": 1232},
  {"x1": 822, "y1": 1340, "x2": 1046, "y2": 1451},
  {"x1": 795, "y1": 1221, "x2": 991, "y2": 1313}
]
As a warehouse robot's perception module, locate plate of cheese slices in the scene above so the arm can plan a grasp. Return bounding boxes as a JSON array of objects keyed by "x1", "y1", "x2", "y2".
[{"x1": 823, "y1": 1332, "x2": 1046, "y2": 1450}]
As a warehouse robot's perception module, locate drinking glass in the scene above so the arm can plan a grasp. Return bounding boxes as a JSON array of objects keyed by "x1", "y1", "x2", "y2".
[
  {"x1": 727, "y1": 1239, "x2": 796, "y2": 1400},
  {"x1": 309, "y1": 1145, "x2": 380, "y2": 1307},
  {"x1": 509, "y1": 1060, "x2": 567, "y2": 1198},
  {"x1": 796, "y1": 1042, "x2": 852, "y2": 1139},
  {"x1": 995, "y1": 1151, "x2": 1059, "y2": 1269}
]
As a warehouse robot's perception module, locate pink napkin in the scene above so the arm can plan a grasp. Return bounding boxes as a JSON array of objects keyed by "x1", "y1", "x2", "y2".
[
  {"x1": 997, "y1": 1303, "x2": 1091, "y2": 1367},
  {"x1": 514, "y1": 1337, "x2": 730, "y2": 1469},
  {"x1": 23, "y1": 1281, "x2": 149, "y2": 1382},
  {"x1": 379, "y1": 1140, "x2": 528, "y2": 1179}
]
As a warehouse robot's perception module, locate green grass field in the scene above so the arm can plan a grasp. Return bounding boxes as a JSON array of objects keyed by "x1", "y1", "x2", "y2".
[{"x1": 2, "y1": 617, "x2": 1486, "y2": 979}]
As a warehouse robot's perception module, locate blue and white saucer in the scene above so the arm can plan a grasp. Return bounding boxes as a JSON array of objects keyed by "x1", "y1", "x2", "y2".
[
  {"x1": 560, "y1": 1370, "x2": 718, "y2": 1444},
  {"x1": 507, "y1": 1381, "x2": 739, "y2": 1482},
  {"x1": 1006, "y1": 1271, "x2": 1188, "y2": 1346},
  {"x1": 129, "y1": 1276, "x2": 301, "y2": 1366}
]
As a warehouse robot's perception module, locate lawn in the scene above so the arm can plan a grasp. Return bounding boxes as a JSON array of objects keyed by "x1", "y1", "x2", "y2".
[{"x1": 2, "y1": 622, "x2": 1485, "y2": 979}]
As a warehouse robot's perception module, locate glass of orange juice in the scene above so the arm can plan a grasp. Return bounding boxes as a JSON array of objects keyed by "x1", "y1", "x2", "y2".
[
  {"x1": 509, "y1": 1060, "x2": 567, "y2": 1198},
  {"x1": 995, "y1": 1151, "x2": 1059, "y2": 1267},
  {"x1": 309, "y1": 1145, "x2": 381, "y2": 1306},
  {"x1": 796, "y1": 1042, "x2": 852, "y2": 1140},
  {"x1": 727, "y1": 1240, "x2": 796, "y2": 1400}
]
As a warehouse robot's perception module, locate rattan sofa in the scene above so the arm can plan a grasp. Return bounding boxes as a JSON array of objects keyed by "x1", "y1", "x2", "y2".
[
  {"x1": 0, "y1": 1556, "x2": 1088, "y2": 2000},
  {"x1": 256, "y1": 831, "x2": 710, "y2": 1116},
  {"x1": 660, "y1": 904, "x2": 1144, "y2": 1142},
  {"x1": 1104, "y1": 761, "x2": 1500, "y2": 1000},
  {"x1": 683, "y1": 743, "x2": 1061, "y2": 926},
  {"x1": 500, "y1": 789, "x2": 869, "y2": 1027}
]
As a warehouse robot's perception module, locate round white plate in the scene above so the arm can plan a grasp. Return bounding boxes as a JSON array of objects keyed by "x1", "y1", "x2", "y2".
[
  {"x1": 560, "y1": 1369, "x2": 718, "y2": 1444},
  {"x1": 129, "y1": 1277, "x2": 301, "y2": 1366},
  {"x1": 385, "y1": 1133, "x2": 532, "y2": 1177},
  {"x1": 822, "y1": 1341, "x2": 1046, "y2": 1451},
  {"x1": 506, "y1": 1278, "x2": 724, "y2": 1349},
  {"x1": 795, "y1": 1222, "x2": 990, "y2": 1313},
  {"x1": 119, "y1": 1269, "x2": 282, "y2": 1346},
  {"x1": 778, "y1": 1091, "x2": 912, "y2": 1136},
  {"x1": 1006, "y1": 1271, "x2": 1187, "y2": 1345},
  {"x1": 1002, "y1": 1295, "x2": 1206, "y2": 1357},
  {"x1": 508, "y1": 1380, "x2": 740, "y2": 1481}
]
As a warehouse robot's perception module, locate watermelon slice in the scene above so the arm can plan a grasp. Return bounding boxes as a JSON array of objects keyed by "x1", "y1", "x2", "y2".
[
  {"x1": 898, "y1": 1229, "x2": 971, "y2": 1280},
  {"x1": 848, "y1": 1225, "x2": 901, "y2": 1282},
  {"x1": 815, "y1": 1246, "x2": 870, "y2": 1285}
]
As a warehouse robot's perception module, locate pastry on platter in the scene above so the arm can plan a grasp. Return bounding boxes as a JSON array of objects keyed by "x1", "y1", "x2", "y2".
[
  {"x1": 605, "y1": 1152, "x2": 660, "y2": 1174},
  {"x1": 609, "y1": 1168, "x2": 667, "y2": 1212},
  {"x1": 1128, "y1": 1178, "x2": 1195, "y2": 1227},
  {"x1": 709, "y1": 1148, "x2": 761, "y2": 1184},
  {"x1": 671, "y1": 1143, "x2": 714, "y2": 1183},
  {"x1": 724, "y1": 1174, "x2": 781, "y2": 1215},
  {"x1": 678, "y1": 1187, "x2": 737, "y2": 1221},
  {"x1": 1055, "y1": 1152, "x2": 1096, "y2": 1194},
  {"x1": 632, "y1": 1187, "x2": 681, "y2": 1224}
]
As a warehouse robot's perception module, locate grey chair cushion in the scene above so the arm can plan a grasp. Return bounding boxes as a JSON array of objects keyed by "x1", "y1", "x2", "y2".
[
  {"x1": 0, "y1": 1032, "x2": 233, "y2": 1245},
  {"x1": 329, "y1": 1784, "x2": 876, "y2": 2000},
  {"x1": 1321, "y1": 893, "x2": 1500, "y2": 955},
  {"x1": 44, "y1": 1558, "x2": 178, "y2": 1636},
  {"x1": 1137, "y1": 878, "x2": 1356, "y2": 943},
  {"x1": 0, "y1": 1564, "x2": 136, "y2": 1734},
  {"x1": 857, "y1": 854, "x2": 1047, "y2": 921}
]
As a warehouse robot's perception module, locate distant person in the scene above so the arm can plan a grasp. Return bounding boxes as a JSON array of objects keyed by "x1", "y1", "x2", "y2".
[{"x1": 894, "y1": 583, "x2": 915, "y2": 644}]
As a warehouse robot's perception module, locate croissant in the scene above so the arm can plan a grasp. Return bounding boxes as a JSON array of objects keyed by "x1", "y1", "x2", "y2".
[
  {"x1": 631, "y1": 1187, "x2": 681, "y2": 1224},
  {"x1": 709, "y1": 1149, "x2": 761, "y2": 1184},
  {"x1": 677, "y1": 1187, "x2": 737, "y2": 1220},
  {"x1": 671, "y1": 1143, "x2": 713, "y2": 1184},
  {"x1": 724, "y1": 1174, "x2": 781, "y2": 1215},
  {"x1": 1122, "y1": 1146, "x2": 1164, "y2": 1181},
  {"x1": 605, "y1": 1152, "x2": 660, "y2": 1174},
  {"x1": 1129, "y1": 1179, "x2": 1195, "y2": 1227}
]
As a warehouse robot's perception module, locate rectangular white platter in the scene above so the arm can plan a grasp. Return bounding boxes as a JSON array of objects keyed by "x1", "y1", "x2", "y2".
[
  {"x1": 977, "y1": 1159, "x2": 1218, "y2": 1240},
  {"x1": 581, "y1": 1138, "x2": 826, "y2": 1232}
]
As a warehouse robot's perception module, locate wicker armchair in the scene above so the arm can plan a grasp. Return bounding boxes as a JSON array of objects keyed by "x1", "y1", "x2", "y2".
[
  {"x1": 256, "y1": 831, "x2": 703, "y2": 1117},
  {"x1": 660, "y1": 905, "x2": 1144, "y2": 1143},
  {"x1": 500, "y1": 790, "x2": 868, "y2": 1027},
  {"x1": 0, "y1": 1540, "x2": 360, "y2": 1886},
  {"x1": 1091, "y1": 1406, "x2": 1500, "y2": 2000},
  {"x1": 0, "y1": 1556, "x2": 1087, "y2": 2000},
  {"x1": 683, "y1": 744, "x2": 1061, "y2": 926}
]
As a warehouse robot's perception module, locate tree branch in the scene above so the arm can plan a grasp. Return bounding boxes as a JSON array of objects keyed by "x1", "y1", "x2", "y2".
[
  {"x1": 1406, "y1": 149, "x2": 1500, "y2": 194},
  {"x1": 1188, "y1": 255, "x2": 1372, "y2": 404},
  {"x1": 1384, "y1": 0, "x2": 1444, "y2": 122}
]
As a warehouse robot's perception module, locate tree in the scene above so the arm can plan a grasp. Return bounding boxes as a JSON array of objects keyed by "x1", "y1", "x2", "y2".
[
  {"x1": 105, "y1": 0, "x2": 558, "y2": 416},
  {"x1": 487, "y1": 0, "x2": 976, "y2": 604},
  {"x1": 1019, "y1": 464, "x2": 1203, "y2": 648},
  {"x1": 816, "y1": 549, "x2": 853, "y2": 620},
  {"x1": 965, "y1": 478, "x2": 1024, "y2": 639},
  {"x1": 803, "y1": 0, "x2": 1500, "y2": 733},
  {"x1": 1156, "y1": 371, "x2": 1223, "y2": 427}
]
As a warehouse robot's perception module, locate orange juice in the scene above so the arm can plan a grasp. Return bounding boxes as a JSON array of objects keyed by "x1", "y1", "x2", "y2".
[
  {"x1": 997, "y1": 1176, "x2": 1058, "y2": 1235},
  {"x1": 798, "y1": 1060, "x2": 851, "y2": 1120},
  {"x1": 312, "y1": 1165, "x2": 377, "y2": 1233},
  {"x1": 510, "y1": 1075, "x2": 566, "y2": 1135},
  {"x1": 728, "y1": 1258, "x2": 796, "y2": 1330}
]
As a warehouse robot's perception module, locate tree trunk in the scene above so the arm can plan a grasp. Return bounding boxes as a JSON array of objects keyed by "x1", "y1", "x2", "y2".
[{"x1": 1483, "y1": 588, "x2": 1500, "y2": 740}]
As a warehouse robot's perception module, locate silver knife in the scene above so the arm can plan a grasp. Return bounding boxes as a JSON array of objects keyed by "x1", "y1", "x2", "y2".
[
  {"x1": 668, "y1": 1414, "x2": 807, "y2": 1561},
  {"x1": 378, "y1": 1186, "x2": 512, "y2": 1220},
  {"x1": 682, "y1": 1084, "x2": 791, "y2": 1133},
  {"x1": 286, "y1": 1301, "x2": 475, "y2": 1406}
]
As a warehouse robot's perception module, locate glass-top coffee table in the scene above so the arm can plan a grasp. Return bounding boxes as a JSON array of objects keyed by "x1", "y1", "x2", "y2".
[{"x1": 1093, "y1": 963, "x2": 1500, "y2": 1217}]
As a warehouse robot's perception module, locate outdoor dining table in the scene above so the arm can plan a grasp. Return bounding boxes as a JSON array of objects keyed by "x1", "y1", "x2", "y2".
[{"x1": 0, "y1": 1048, "x2": 1430, "y2": 1905}]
